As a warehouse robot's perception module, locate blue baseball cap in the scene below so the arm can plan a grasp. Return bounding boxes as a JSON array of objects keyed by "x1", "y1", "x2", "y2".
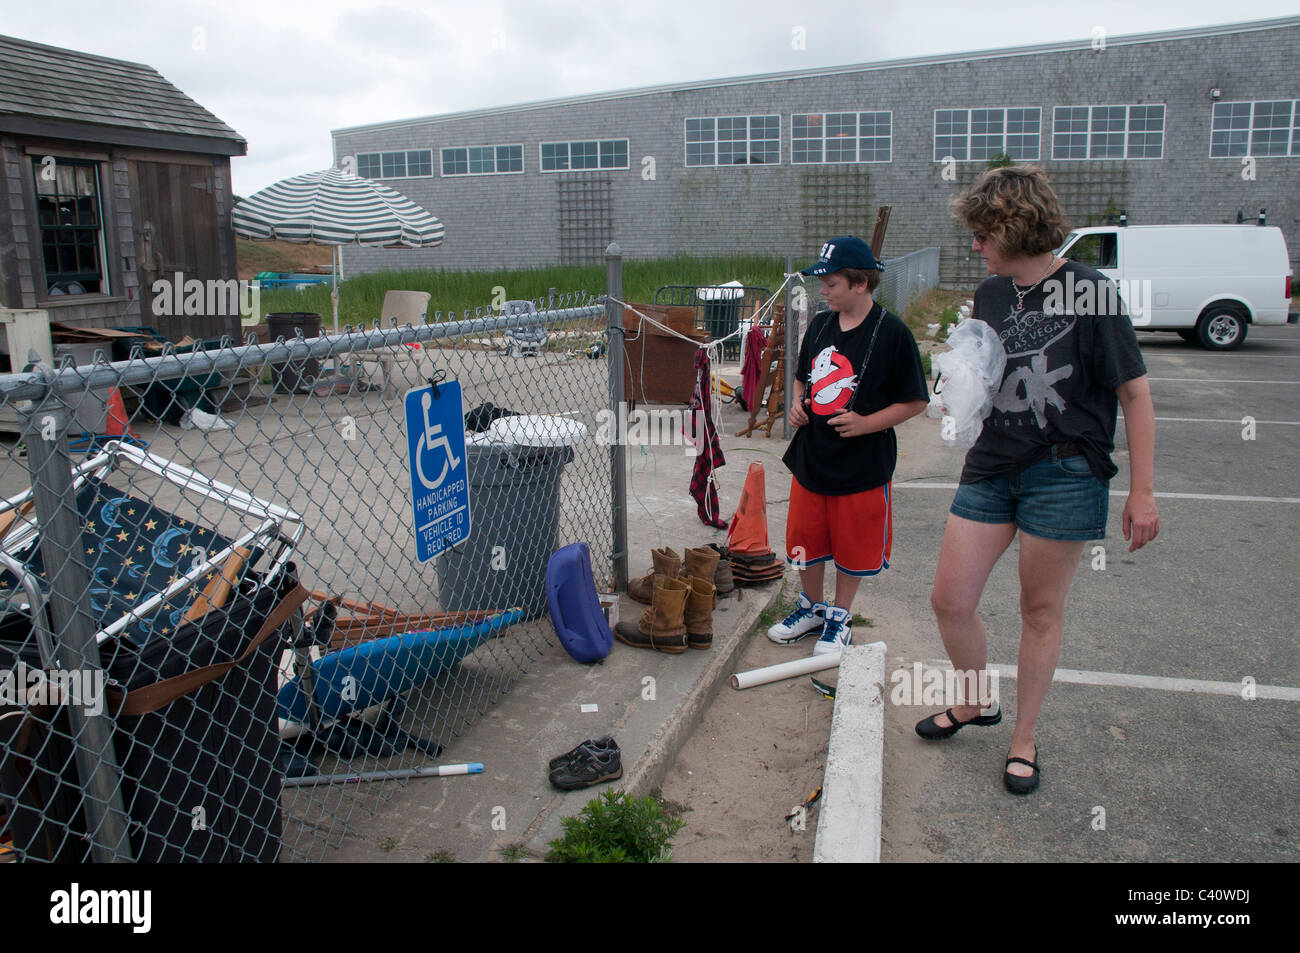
[{"x1": 800, "y1": 235, "x2": 885, "y2": 276}]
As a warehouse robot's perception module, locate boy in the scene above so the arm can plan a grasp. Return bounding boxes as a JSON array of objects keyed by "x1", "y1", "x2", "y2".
[{"x1": 769, "y1": 236, "x2": 929, "y2": 654}]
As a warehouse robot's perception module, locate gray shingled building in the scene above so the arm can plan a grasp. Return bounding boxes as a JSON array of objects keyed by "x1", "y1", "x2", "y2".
[
  {"x1": 0, "y1": 34, "x2": 246, "y2": 343},
  {"x1": 332, "y1": 16, "x2": 1299, "y2": 287}
]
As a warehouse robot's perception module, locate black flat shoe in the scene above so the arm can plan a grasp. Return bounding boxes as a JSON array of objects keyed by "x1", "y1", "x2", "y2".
[
  {"x1": 1004, "y1": 747, "x2": 1040, "y2": 795},
  {"x1": 915, "y1": 704, "x2": 1002, "y2": 740}
]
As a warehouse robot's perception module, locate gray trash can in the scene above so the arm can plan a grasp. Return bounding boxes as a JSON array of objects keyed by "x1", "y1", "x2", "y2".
[{"x1": 435, "y1": 440, "x2": 575, "y2": 619}]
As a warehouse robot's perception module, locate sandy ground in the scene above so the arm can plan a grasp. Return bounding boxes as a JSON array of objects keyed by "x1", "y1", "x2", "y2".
[{"x1": 659, "y1": 579, "x2": 840, "y2": 863}]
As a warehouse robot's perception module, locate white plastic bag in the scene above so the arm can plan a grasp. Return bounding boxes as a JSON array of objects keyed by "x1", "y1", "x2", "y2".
[
  {"x1": 933, "y1": 319, "x2": 1006, "y2": 449},
  {"x1": 180, "y1": 407, "x2": 232, "y2": 431}
]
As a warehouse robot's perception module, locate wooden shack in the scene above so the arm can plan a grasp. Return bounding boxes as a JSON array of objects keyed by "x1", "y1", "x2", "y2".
[{"x1": 0, "y1": 33, "x2": 247, "y2": 361}]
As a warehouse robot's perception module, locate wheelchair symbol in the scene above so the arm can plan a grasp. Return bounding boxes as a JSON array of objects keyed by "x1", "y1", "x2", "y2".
[{"x1": 414, "y1": 390, "x2": 462, "y2": 490}]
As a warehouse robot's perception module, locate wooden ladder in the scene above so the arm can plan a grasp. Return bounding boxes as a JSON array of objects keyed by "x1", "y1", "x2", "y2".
[{"x1": 736, "y1": 302, "x2": 786, "y2": 438}]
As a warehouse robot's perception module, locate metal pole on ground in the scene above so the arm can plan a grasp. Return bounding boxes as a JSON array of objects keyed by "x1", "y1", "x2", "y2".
[
  {"x1": 605, "y1": 242, "x2": 628, "y2": 592},
  {"x1": 22, "y1": 388, "x2": 134, "y2": 861}
]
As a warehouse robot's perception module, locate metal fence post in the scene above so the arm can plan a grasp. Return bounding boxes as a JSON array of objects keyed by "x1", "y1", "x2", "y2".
[
  {"x1": 605, "y1": 243, "x2": 628, "y2": 592},
  {"x1": 21, "y1": 387, "x2": 134, "y2": 862},
  {"x1": 784, "y1": 255, "x2": 795, "y2": 440}
]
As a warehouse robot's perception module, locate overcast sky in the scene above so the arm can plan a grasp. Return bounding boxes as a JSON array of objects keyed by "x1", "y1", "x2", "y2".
[{"x1": 5, "y1": 0, "x2": 1297, "y2": 196}]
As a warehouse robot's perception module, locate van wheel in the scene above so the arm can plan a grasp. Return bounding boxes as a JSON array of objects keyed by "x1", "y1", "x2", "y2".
[
  {"x1": 1195, "y1": 305, "x2": 1248, "y2": 350},
  {"x1": 1176, "y1": 330, "x2": 1198, "y2": 343}
]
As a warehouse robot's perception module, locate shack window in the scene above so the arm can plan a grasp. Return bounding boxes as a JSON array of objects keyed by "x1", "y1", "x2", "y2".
[{"x1": 32, "y1": 157, "x2": 107, "y2": 296}]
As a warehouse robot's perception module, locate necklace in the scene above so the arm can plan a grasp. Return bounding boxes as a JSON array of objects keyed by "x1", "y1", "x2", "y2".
[{"x1": 1009, "y1": 254, "x2": 1058, "y2": 314}]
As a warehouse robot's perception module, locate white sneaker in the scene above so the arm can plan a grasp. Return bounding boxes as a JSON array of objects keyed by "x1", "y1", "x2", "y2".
[
  {"x1": 813, "y1": 606, "x2": 852, "y2": 656},
  {"x1": 767, "y1": 592, "x2": 826, "y2": 644}
]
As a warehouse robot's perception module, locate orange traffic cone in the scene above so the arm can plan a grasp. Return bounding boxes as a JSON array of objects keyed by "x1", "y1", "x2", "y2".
[
  {"x1": 726, "y1": 462, "x2": 771, "y2": 557},
  {"x1": 104, "y1": 387, "x2": 136, "y2": 439}
]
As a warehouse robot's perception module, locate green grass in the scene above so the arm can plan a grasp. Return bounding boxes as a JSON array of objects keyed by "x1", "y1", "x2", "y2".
[
  {"x1": 254, "y1": 254, "x2": 792, "y2": 328},
  {"x1": 424, "y1": 849, "x2": 456, "y2": 863},
  {"x1": 499, "y1": 843, "x2": 533, "y2": 863},
  {"x1": 376, "y1": 836, "x2": 397, "y2": 852},
  {"x1": 757, "y1": 579, "x2": 792, "y2": 629}
]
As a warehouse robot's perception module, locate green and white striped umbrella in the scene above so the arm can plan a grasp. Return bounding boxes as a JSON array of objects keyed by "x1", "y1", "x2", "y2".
[
  {"x1": 233, "y1": 169, "x2": 444, "y2": 331},
  {"x1": 233, "y1": 169, "x2": 444, "y2": 247}
]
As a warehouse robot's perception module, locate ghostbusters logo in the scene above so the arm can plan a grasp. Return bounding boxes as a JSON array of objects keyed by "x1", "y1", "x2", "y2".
[{"x1": 809, "y1": 346, "x2": 857, "y2": 414}]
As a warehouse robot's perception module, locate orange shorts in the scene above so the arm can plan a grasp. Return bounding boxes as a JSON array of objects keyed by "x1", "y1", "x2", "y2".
[{"x1": 786, "y1": 477, "x2": 892, "y2": 577}]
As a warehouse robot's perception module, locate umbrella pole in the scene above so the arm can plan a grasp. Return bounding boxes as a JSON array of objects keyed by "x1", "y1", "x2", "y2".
[
  {"x1": 331, "y1": 246, "x2": 343, "y2": 377},
  {"x1": 332, "y1": 246, "x2": 340, "y2": 335}
]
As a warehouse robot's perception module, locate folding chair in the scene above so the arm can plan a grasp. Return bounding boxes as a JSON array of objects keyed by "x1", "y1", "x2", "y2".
[{"x1": 0, "y1": 439, "x2": 306, "y2": 861}]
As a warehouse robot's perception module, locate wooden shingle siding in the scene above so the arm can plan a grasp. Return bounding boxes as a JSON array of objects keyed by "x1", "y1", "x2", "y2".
[
  {"x1": 0, "y1": 34, "x2": 244, "y2": 338},
  {"x1": 0, "y1": 34, "x2": 245, "y2": 155}
]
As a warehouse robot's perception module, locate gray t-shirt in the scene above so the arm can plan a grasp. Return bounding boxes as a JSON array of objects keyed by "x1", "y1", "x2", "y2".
[{"x1": 961, "y1": 260, "x2": 1147, "y2": 484}]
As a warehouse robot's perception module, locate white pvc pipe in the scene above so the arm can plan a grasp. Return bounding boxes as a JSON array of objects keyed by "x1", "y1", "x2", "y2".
[{"x1": 731, "y1": 652, "x2": 842, "y2": 690}]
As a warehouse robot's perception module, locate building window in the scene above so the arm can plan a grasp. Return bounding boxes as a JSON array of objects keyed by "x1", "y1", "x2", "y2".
[
  {"x1": 792, "y1": 112, "x2": 892, "y2": 163},
  {"x1": 540, "y1": 139, "x2": 629, "y2": 172},
  {"x1": 355, "y1": 149, "x2": 433, "y2": 178},
  {"x1": 441, "y1": 144, "x2": 524, "y2": 176},
  {"x1": 1210, "y1": 100, "x2": 1300, "y2": 157},
  {"x1": 934, "y1": 108, "x2": 1040, "y2": 161},
  {"x1": 1051, "y1": 105, "x2": 1165, "y2": 159},
  {"x1": 685, "y1": 115, "x2": 780, "y2": 166},
  {"x1": 32, "y1": 157, "x2": 107, "y2": 297}
]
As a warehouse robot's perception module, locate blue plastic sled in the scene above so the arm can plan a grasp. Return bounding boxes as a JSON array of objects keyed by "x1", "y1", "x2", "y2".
[
  {"x1": 546, "y1": 542, "x2": 612, "y2": 663},
  {"x1": 278, "y1": 608, "x2": 523, "y2": 724}
]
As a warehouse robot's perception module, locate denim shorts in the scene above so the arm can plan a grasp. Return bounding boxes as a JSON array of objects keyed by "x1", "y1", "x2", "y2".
[{"x1": 950, "y1": 447, "x2": 1109, "y2": 541}]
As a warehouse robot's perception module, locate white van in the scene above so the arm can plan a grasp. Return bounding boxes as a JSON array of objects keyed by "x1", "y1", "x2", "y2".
[{"x1": 1055, "y1": 224, "x2": 1297, "y2": 350}]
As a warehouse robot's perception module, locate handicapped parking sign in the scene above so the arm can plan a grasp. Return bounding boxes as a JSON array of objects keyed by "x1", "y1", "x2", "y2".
[{"x1": 405, "y1": 380, "x2": 470, "y2": 562}]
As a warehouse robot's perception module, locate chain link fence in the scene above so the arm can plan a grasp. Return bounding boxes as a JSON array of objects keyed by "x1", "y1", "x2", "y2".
[
  {"x1": 876, "y1": 246, "x2": 941, "y2": 317},
  {"x1": 0, "y1": 280, "x2": 626, "y2": 862}
]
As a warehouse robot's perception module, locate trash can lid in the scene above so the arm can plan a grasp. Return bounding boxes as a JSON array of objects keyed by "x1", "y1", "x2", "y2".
[{"x1": 487, "y1": 414, "x2": 588, "y2": 447}]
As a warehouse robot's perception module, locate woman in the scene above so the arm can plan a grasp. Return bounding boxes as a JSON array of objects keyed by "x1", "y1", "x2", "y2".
[{"x1": 917, "y1": 165, "x2": 1159, "y2": 794}]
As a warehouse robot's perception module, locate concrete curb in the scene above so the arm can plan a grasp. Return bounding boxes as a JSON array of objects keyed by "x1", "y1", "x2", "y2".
[
  {"x1": 621, "y1": 578, "x2": 790, "y2": 797},
  {"x1": 522, "y1": 574, "x2": 792, "y2": 856},
  {"x1": 813, "y1": 641, "x2": 886, "y2": 863}
]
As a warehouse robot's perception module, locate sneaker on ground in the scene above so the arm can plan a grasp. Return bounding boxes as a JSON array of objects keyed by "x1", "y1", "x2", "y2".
[
  {"x1": 767, "y1": 591, "x2": 827, "y2": 644},
  {"x1": 548, "y1": 736, "x2": 618, "y2": 773},
  {"x1": 813, "y1": 606, "x2": 852, "y2": 656},
  {"x1": 550, "y1": 747, "x2": 623, "y2": 790}
]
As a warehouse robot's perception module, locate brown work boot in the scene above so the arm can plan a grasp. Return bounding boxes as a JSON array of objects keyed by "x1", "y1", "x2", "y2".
[
  {"x1": 683, "y1": 576, "x2": 718, "y2": 650},
  {"x1": 616, "y1": 576, "x2": 688, "y2": 653},
  {"x1": 706, "y1": 543, "x2": 735, "y2": 595},
  {"x1": 627, "y1": 547, "x2": 681, "y2": 604},
  {"x1": 681, "y1": 546, "x2": 720, "y2": 597}
]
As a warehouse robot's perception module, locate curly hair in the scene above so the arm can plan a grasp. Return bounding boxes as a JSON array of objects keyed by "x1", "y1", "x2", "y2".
[{"x1": 950, "y1": 164, "x2": 1070, "y2": 258}]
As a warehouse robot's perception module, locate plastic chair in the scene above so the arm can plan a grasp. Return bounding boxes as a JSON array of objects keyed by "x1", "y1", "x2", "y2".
[{"x1": 366, "y1": 290, "x2": 431, "y2": 397}]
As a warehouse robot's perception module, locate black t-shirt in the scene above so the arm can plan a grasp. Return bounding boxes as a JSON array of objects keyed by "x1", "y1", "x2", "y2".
[
  {"x1": 960, "y1": 260, "x2": 1148, "y2": 484},
  {"x1": 782, "y1": 303, "x2": 929, "y2": 495}
]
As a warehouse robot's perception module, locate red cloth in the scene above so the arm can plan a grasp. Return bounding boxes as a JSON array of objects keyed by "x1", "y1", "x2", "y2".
[
  {"x1": 688, "y1": 349, "x2": 728, "y2": 528},
  {"x1": 740, "y1": 326, "x2": 768, "y2": 409}
]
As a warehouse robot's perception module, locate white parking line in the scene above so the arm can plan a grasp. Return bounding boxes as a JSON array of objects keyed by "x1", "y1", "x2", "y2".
[
  {"x1": 1150, "y1": 416, "x2": 1300, "y2": 425},
  {"x1": 913, "y1": 659, "x2": 1300, "y2": 701},
  {"x1": 893, "y1": 483, "x2": 1300, "y2": 503},
  {"x1": 1147, "y1": 377, "x2": 1298, "y2": 385}
]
